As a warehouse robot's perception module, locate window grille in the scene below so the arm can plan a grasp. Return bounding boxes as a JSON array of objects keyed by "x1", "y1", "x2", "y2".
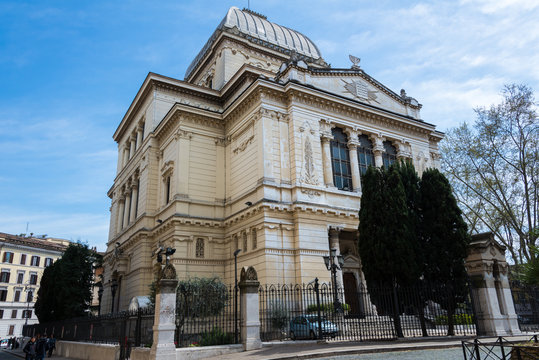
[
  {"x1": 195, "y1": 238, "x2": 204, "y2": 258},
  {"x1": 243, "y1": 233, "x2": 248, "y2": 252}
]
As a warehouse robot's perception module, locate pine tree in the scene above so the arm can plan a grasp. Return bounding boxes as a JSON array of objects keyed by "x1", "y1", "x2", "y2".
[{"x1": 35, "y1": 243, "x2": 99, "y2": 322}]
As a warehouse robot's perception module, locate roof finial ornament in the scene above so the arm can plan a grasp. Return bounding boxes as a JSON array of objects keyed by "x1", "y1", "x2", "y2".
[{"x1": 349, "y1": 54, "x2": 361, "y2": 70}]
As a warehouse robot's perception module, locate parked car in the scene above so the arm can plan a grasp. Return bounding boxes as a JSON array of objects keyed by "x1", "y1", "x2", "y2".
[
  {"x1": 0, "y1": 339, "x2": 9, "y2": 348},
  {"x1": 289, "y1": 314, "x2": 339, "y2": 340}
]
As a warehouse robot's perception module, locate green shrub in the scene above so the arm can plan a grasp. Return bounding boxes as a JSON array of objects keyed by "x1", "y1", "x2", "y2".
[
  {"x1": 306, "y1": 303, "x2": 351, "y2": 313},
  {"x1": 435, "y1": 314, "x2": 474, "y2": 325},
  {"x1": 200, "y1": 327, "x2": 234, "y2": 346}
]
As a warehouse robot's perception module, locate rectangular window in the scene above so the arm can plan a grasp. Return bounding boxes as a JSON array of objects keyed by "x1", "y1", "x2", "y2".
[
  {"x1": 0, "y1": 271, "x2": 10, "y2": 283},
  {"x1": 14, "y1": 290, "x2": 20, "y2": 302},
  {"x1": 17, "y1": 273, "x2": 24, "y2": 284},
  {"x1": 0, "y1": 289, "x2": 7, "y2": 301},
  {"x1": 26, "y1": 291, "x2": 33, "y2": 303},
  {"x1": 165, "y1": 176, "x2": 171, "y2": 203},
  {"x1": 22, "y1": 310, "x2": 32, "y2": 319},
  {"x1": 0, "y1": 310, "x2": 3, "y2": 318},
  {"x1": 44, "y1": 258, "x2": 53, "y2": 267},
  {"x1": 20, "y1": 254, "x2": 26, "y2": 265},
  {"x1": 2, "y1": 252, "x2": 14, "y2": 263},
  {"x1": 8, "y1": 325, "x2": 14, "y2": 335},
  {"x1": 29, "y1": 274, "x2": 38, "y2": 285},
  {"x1": 31, "y1": 256, "x2": 40, "y2": 267},
  {"x1": 11, "y1": 310, "x2": 16, "y2": 319}
]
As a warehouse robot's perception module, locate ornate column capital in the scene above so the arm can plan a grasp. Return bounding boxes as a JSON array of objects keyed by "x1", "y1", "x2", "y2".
[
  {"x1": 369, "y1": 134, "x2": 385, "y2": 153},
  {"x1": 319, "y1": 118, "x2": 334, "y2": 140},
  {"x1": 395, "y1": 140, "x2": 412, "y2": 159}
]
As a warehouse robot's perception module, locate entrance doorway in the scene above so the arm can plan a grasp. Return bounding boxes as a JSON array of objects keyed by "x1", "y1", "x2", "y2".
[{"x1": 343, "y1": 272, "x2": 361, "y2": 316}]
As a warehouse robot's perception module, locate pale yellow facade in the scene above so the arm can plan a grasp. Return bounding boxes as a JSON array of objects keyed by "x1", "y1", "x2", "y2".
[
  {"x1": 102, "y1": 7, "x2": 443, "y2": 312},
  {"x1": 0, "y1": 233, "x2": 69, "y2": 337}
]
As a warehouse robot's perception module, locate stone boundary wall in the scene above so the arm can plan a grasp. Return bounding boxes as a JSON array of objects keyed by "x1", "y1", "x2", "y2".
[
  {"x1": 54, "y1": 340, "x2": 242, "y2": 360},
  {"x1": 176, "y1": 344, "x2": 243, "y2": 360},
  {"x1": 56, "y1": 341, "x2": 119, "y2": 360}
]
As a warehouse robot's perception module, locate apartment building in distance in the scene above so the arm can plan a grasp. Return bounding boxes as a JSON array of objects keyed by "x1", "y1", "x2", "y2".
[{"x1": 0, "y1": 232, "x2": 70, "y2": 338}]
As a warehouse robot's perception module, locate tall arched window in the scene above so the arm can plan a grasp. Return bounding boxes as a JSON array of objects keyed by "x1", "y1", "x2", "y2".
[
  {"x1": 196, "y1": 238, "x2": 204, "y2": 258},
  {"x1": 382, "y1": 141, "x2": 397, "y2": 168},
  {"x1": 357, "y1": 135, "x2": 375, "y2": 175},
  {"x1": 251, "y1": 228, "x2": 257, "y2": 250},
  {"x1": 330, "y1": 128, "x2": 352, "y2": 191},
  {"x1": 242, "y1": 232, "x2": 248, "y2": 252}
]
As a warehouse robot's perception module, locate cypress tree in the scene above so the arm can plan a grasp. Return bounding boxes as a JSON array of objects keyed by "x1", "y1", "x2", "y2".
[
  {"x1": 359, "y1": 165, "x2": 420, "y2": 285},
  {"x1": 420, "y1": 168, "x2": 470, "y2": 335}
]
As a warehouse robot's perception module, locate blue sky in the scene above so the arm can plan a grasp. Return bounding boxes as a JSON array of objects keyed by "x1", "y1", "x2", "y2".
[{"x1": 1, "y1": 0, "x2": 538, "y2": 250}]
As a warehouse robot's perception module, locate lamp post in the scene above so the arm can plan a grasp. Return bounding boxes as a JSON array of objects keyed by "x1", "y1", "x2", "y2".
[
  {"x1": 323, "y1": 248, "x2": 345, "y2": 313},
  {"x1": 24, "y1": 284, "x2": 33, "y2": 326},
  {"x1": 110, "y1": 279, "x2": 118, "y2": 313},
  {"x1": 233, "y1": 248, "x2": 241, "y2": 344}
]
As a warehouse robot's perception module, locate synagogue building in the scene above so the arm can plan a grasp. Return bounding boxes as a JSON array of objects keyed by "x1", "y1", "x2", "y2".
[{"x1": 102, "y1": 7, "x2": 443, "y2": 313}]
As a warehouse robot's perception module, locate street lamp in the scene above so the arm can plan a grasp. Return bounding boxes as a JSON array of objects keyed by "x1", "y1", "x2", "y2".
[
  {"x1": 233, "y1": 248, "x2": 241, "y2": 344},
  {"x1": 24, "y1": 284, "x2": 34, "y2": 326},
  {"x1": 110, "y1": 279, "x2": 118, "y2": 313},
  {"x1": 323, "y1": 248, "x2": 345, "y2": 313}
]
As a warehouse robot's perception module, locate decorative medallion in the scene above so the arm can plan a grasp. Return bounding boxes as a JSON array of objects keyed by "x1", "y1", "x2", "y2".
[{"x1": 342, "y1": 79, "x2": 380, "y2": 104}]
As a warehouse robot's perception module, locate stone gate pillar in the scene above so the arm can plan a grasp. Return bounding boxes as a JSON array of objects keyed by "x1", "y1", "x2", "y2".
[
  {"x1": 239, "y1": 266, "x2": 262, "y2": 351},
  {"x1": 150, "y1": 264, "x2": 178, "y2": 360},
  {"x1": 465, "y1": 232, "x2": 520, "y2": 336}
]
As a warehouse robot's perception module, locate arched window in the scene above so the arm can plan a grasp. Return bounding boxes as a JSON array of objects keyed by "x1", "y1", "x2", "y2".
[
  {"x1": 195, "y1": 238, "x2": 204, "y2": 258},
  {"x1": 251, "y1": 228, "x2": 257, "y2": 250},
  {"x1": 242, "y1": 232, "x2": 248, "y2": 252},
  {"x1": 382, "y1": 141, "x2": 397, "y2": 168},
  {"x1": 357, "y1": 135, "x2": 375, "y2": 175},
  {"x1": 330, "y1": 128, "x2": 352, "y2": 191}
]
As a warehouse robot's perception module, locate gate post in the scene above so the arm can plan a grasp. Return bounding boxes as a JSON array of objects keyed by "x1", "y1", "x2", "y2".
[
  {"x1": 239, "y1": 266, "x2": 262, "y2": 351},
  {"x1": 149, "y1": 263, "x2": 178, "y2": 360},
  {"x1": 465, "y1": 232, "x2": 520, "y2": 336}
]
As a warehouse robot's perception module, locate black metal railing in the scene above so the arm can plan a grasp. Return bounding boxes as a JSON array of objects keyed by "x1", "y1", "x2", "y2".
[
  {"x1": 175, "y1": 284, "x2": 239, "y2": 348},
  {"x1": 23, "y1": 307, "x2": 154, "y2": 359},
  {"x1": 511, "y1": 282, "x2": 539, "y2": 332},
  {"x1": 259, "y1": 279, "x2": 477, "y2": 342},
  {"x1": 462, "y1": 335, "x2": 539, "y2": 359}
]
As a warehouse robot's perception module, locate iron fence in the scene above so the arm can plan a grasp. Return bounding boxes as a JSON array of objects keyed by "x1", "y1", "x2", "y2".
[
  {"x1": 175, "y1": 284, "x2": 239, "y2": 347},
  {"x1": 462, "y1": 335, "x2": 539, "y2": 359},
  {"x1": 259, "y1": 279, "x2": 477, "y2": 342},
  {"x1": 23, "y1": 307, "x2": 154, "y2": 359},
  {"x1": 511, "y1": 282, "x2": 539, "y2": 332}
]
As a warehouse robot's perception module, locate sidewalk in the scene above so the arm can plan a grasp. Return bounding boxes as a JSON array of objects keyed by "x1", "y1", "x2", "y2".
[
  {"x1": 2, "y1": 347, "x2": 75, "y2": 360},
  {"x1": 213, "y1": 335, "x2": 532, "y2": 360}
]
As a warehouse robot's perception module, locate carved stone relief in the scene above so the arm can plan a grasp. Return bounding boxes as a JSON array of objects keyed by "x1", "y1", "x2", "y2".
[{"x1": 299, "y1": 121, "x2": 319, "y2": 186}]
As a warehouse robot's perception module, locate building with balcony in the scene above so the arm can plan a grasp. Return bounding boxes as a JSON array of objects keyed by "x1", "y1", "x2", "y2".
[{"x1": 102, "y1": 7, "x2": 443, "y2": 312}]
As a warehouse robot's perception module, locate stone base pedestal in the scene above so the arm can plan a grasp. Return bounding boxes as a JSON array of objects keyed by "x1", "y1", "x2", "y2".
[
  {"x1": 150, "y1": 276, "x2": 178, "y2": 360},
  {"x1": 239, "y1": 266, "x2": 262, "y2": 351}
]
